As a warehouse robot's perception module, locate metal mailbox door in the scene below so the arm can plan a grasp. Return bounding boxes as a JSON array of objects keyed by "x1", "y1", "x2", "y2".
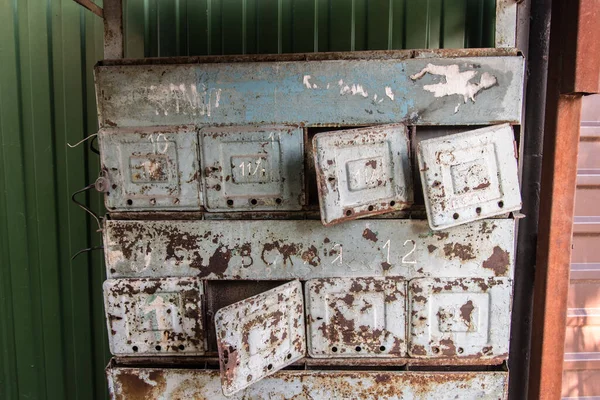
[
  {"x1": 103, "y1": 277, "x2": 205, "y2": 356},
  {"x1": 99, "y1": 125, "x2": 201, "y2": 211},
  {"x1": 313, "y1": 124, "x2": 413, "y2": 225},
  {"x1": 306, "y1": 277, "x2": 407, "y2": 358},
  {"x1": 214, "y1": 281, "x2": 306, "y2": 396},
  {"x1": 201, "y1": 125, "x2": 305, "y2": 211}
]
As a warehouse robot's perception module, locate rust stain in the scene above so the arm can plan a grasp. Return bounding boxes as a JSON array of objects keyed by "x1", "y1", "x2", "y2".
[
  {"x1": 460, "y1": 300, "x2": 475, "y2": 324},
  {"x1": 439, "y1": 338, "x2": 457, "y2": 357},
  {"x1": 482, "y1": 246, "x2": 510, "y2": 276},
  {"x1": 411, "y1": 344, "x2": 427, "y2": 356},
  {"x1": 365, "y1": 159, "x2": 378, "y2": 169},
  {"x1": 427, "y1": 244, "x2": 437, "y2": 253},
  {"x1": 362, "y1": 228, "x2": 379, "y2": 242},
  {"x1": 443, "y1": 242, "x2": 475, "y2": 261}
]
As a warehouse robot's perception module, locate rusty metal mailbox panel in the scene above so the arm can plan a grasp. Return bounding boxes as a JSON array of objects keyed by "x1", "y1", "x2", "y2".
[
  {"x1": 418, "y1": 124, "x2": 521, "y2": 230},
  {"x1": 103, "y1": 277, "x2": 205, "y2": 356},
  {"x1": 99, "y1": 126, "x2": 201, "y2": 211},
  {"x1": 201, "y1": 125, "x2": 304, "y2": 211},
  {"x1": 408, "y1": 277, "x2": 512, "y2": 359},
  {"x1": 314, "y1": 124, "x2": 413, "y2": 225},
  {"x1": 103, "y1": 219, "x2": 515, "y2": 280},
  {"x1": 214, "y1": 281, "x2": 306, "y2": 396},
  {"x1": 306, "y1": 277, "x2": 407, "y2": 358},
  {"x1": 107, "y1": 367, "x2": 509, "y2": 399}
]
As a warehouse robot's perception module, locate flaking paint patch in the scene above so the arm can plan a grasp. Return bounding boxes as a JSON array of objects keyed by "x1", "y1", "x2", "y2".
[{"x1": 410, "y1": 64, "x2": 497, "y2": 103}]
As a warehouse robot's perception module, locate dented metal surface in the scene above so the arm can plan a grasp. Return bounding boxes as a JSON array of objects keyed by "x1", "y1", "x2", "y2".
[
  {"x1": 306, "y1": 277, "x2": 407, "y2": 358},
  {"x1": 214, "y1": 281, "x2": 305, "y2": 396},
  {"x1": 408, "y1": 277, "x2": 512, "y2": 359},
  {"x1": 107, "y1": 365, "x2": 509, "y2": 399},
  {"x1": 103, "y1": 277, "x2": 205, "y2": 356},
  {"x1": 95, "y1": 54, "x2": 524, "y2": 128},
  {"x1": 99, "y1": 126, "x2": 201, "y2": 211},
  {"x1": 103, "y1": 219, "x2": 515, "y2": 280},
  {"x1": 313, "y1": 124, "x2": 413, "y2": 225},
  {"x1": 201, "y1": 125, "x2": 304, "y2": 211},
  {"x1": 418, "y1": 124, "x2": 522, "y2": 230}
]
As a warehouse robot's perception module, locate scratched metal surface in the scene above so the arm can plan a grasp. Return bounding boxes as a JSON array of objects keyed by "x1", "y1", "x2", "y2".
[
  {"x1": 99, "y1": 126, "x2": 202, "y2": 211},
  {"x1": 95, "y1": 54, "x2": 524, "y2": 128},
  {"x1": 106, "y1": 367, "x2": 508, "y2": 399},
  {"x1": 313, "y1": 124, "x2": 413, "y2": 225},
  {"x1": 214, "y1": 281, "x2": 305, "y2": 396},
  {"x1": 103, "y1": 277, "x2": 205, "y2": 356},
  {"x1": 103, "y1": 219, "x2": 515, "y2": 280},
  {"x1": 417, "y1": 124, "x2": 522, "y2": 230},
  {"x1": 200, "y1": 125, "x2": 304, "y2": 211},
  {"x1": 305, "y1": 277, "x2": 407, "y2": 358},
  {"x1": 408, "y1": 277, "x2": 512, "y2": 359}
]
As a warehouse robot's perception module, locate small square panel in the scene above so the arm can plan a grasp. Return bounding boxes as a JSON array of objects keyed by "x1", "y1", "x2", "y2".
[
  {"x1": 215, "y1": 281, "x2": 305, "y2": 396},
  {"x1": 417, "y1": 123, "x2": 521, "y2": 230},
  {"x1": 103, "y1": 277, "x2": 205, "y2": 356},
  {"x1": 99, "y1": 126, "x2": 201, "y2": 211},
  {"x1": 306, "y1": 277, "x2": 407, "y2": 357},
  {"x1": 408, "y1": 277, "x2": 512, "y2": 359},
  {"x1": 201, "y1": 125, "x2": 304, "y2": 211},
  {"x1": 313, "y1": 124, "x2": 413, "y2": 226}
]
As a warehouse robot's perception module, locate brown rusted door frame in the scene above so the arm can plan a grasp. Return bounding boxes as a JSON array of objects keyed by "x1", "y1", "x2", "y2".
[{"x1": 528, "y1": 1, "x2": 600, "y2": 399}]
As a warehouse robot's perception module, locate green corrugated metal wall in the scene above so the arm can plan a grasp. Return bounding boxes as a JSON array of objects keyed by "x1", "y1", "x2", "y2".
[{"x1": 0, "y1": 1, "x2": 495, "y2": 398}]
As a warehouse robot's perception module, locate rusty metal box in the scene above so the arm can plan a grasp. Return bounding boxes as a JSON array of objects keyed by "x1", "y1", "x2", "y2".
[{"x1": 201, "y1": 125, "x2": 304, "y2": 211}]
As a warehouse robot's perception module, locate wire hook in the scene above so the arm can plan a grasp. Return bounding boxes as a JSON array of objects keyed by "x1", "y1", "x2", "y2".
[
  {"x1": 71, "y1": 184, "x2": 103, "y2": 232},
  {"x1": 67, "y1": 133, "x2": 98, "y2": 148}
]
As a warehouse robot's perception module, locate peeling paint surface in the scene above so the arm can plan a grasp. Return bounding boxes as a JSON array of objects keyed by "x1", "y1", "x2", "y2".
[
  {"x1": 417, "y1": 124, "x2": 522, "y2": 230},
  {"x1": 103, "y1": 219, "x2": 515, "y2": 280},
  {"x1": 103, "y1": 277, "x2": 205, "y2": 356},
  {"x1": 306, "y1": 277, "x2": 407, "y2": 357},
  {"x1": 408, "y1": 277, "x2": 512, "y2": 359},
  {"x1": 107, "y1": 367, "x2": 508, "y2": 399},
  {"x1": 99, "y1": 126, "x2": 201, "y2": 211},
  {"x1": 214, "y1": 281, "x2": 305, "y2": 396},
  {"x1": 95, "y1": 55, "x2": 524, "y2": 128},
  {"x1": 313, "y1": 124, "x2": 413, "y2": 225},
  {"x1": 410, "y1": 64, "x2": 497, "y2": 103},
  {"x1": 200, "y1": 125, "x2": 304, "y2": 211}
]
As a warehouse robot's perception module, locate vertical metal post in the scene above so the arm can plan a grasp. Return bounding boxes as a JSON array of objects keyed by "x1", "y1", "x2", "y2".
[
  {"x1": 102, "y1": 0, "x2": 124, "y2": 59},
  {"x1": 496, "y1": 0, "x2": 518, "y2": 48},
  {"x1": 528, "y1": 1, "x2": 600, "y2": 399}
]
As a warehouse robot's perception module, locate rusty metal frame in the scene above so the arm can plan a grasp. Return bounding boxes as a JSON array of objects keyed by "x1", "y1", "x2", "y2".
[{"x1": 528, "y1": 0, "x2": 600, "y2": 399}]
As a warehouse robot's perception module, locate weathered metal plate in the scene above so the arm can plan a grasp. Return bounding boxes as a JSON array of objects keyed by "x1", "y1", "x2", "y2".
[
  {"x1": 201, "y1": 125, "x2": 304, "y2": 211},
  {"x1": 305, "y1": 277, "x2": 407, "y2": 357},
  {"x1": 107, "y1": 366, "x2": 509, "y2": 399},
  {"x1": 418, "y1": 124, "x2": 522, "y2": 230},
  {"x1": 408, "y1": 277, "x2": 512, "y2": 359},
  {"x1": 103, "y1": 277, "x2": 205, "y2": 356},
  {"x1": 99, "y1": 126, "x2": 201, "y2": 211},
  {"x1": 313, "y1": 124, "x2": 413, "y2": 226},
  {"x1": 214, "y1": 281, "x2": 305, "y2": 396},
  {"x1": 95, "y1": 54, "x2": 524, "y2": 127},
  {"x1": 103, "y1": 219, "x2": 515, "y2": 280}
]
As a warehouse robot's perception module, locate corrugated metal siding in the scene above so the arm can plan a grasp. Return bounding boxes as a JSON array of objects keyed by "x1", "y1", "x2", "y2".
[
  {"x1": 0, "y1": 1, "x2": 495, "y2": 398},
  {"x1": 562, "y1": 94, "x2": 600, "y2": 399}
]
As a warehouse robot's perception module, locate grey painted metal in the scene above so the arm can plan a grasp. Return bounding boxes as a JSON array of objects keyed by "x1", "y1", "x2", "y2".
[
  {"x1": 106, "y1": 366, "x2": 509, "y2": 399},
  {"x1": 99, "y1": 126, "x2": 201, "y2": 211},
  {"x1": 103, "y1": 219, "x2": 515, "y2": 280},
  {"x1": 95, "y1": 53, "x2": 525, "y2": 128},
  {"x1": 408, "y1": 277, "x2": 512, "y2": 359},
  {"x1": 313, "y1": 124, "x2": 413, "y2": 226},
  {"x1": 305, "y1": 277, "x2": 407, "y2": 358},
  {"x1": 214, "y1": 281, "x2": 305, "y2": 396},
  {"x1": 201, "y1": 125, "x2": 304, "y2": 211},
  {"x1": 103, "y1": 277, "x2": 205, "y2": 356},
  {"x1": 496, "y1": 0, "x2": 518, "y2": 48},
  {"x1": 417, "y1": 124, "x2": 522, "y2": 230}
]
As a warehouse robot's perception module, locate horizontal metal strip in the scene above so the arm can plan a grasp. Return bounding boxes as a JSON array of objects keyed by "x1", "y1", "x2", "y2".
[
  {"x1": 107, "y1": 365, "x2": 508, "y2": 399},
  {"x1": 96, "y1": 54, "x2": 524, "y2": 128},
  {"x1": 104, "y1": 219, "x2": 515, "y2": 279}
]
